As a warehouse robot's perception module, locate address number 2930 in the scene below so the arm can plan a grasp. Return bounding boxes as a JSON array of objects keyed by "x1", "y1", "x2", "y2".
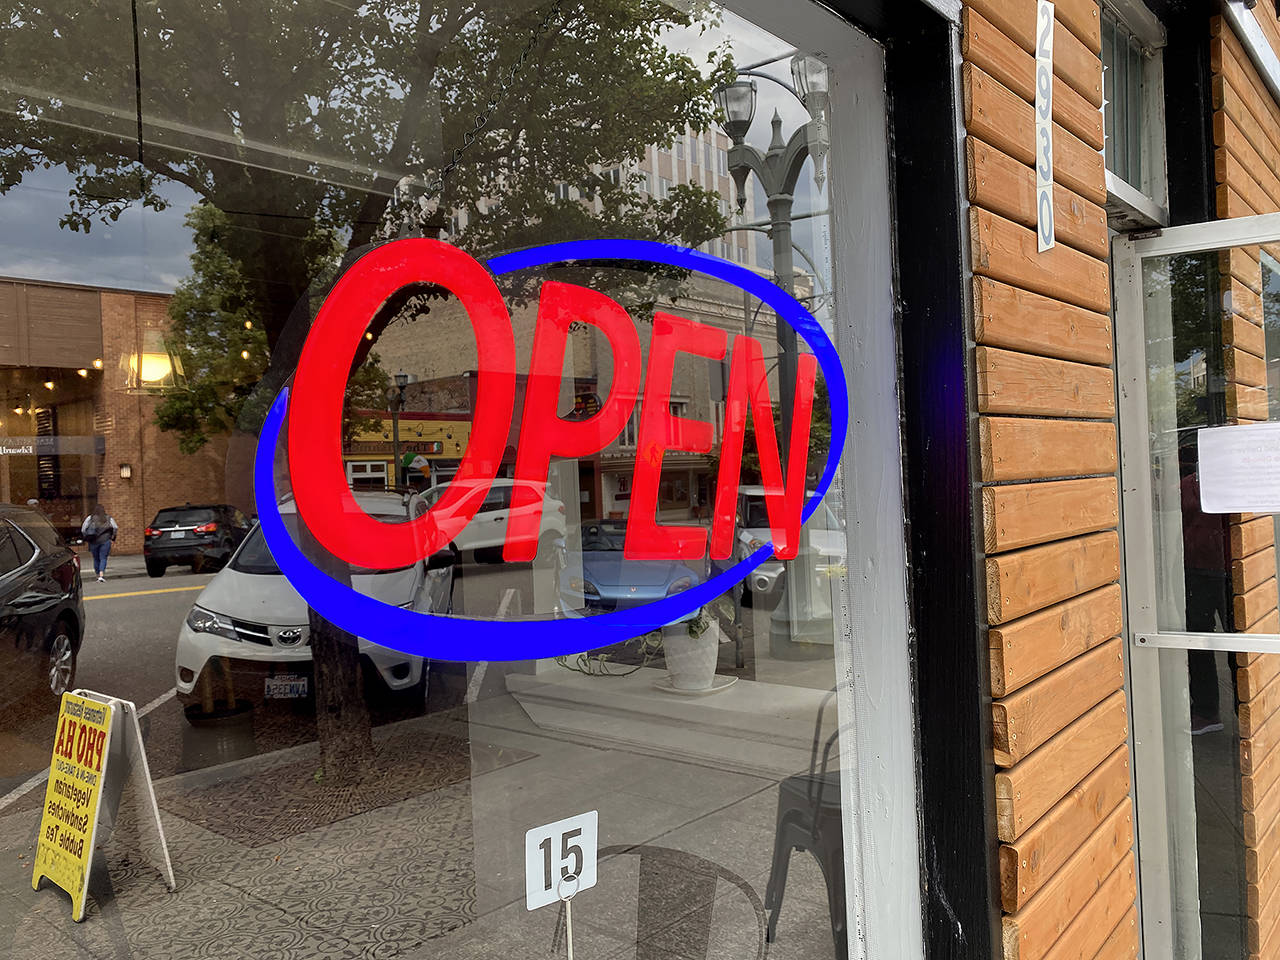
[{"x1": 1035, "y1": 0, "x2": 1056, "y2": 253}]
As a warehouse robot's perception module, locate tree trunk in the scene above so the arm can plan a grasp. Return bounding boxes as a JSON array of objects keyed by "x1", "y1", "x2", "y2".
[
  {"x1": 309, "y1": 613, "x2": 374, "y2": 778},
  {"x1": 298, "y1": 519, "x2": 375, "y2": 780},
  {"x1": 251, "y1": 270, "x2": 378, "y2": 781}
]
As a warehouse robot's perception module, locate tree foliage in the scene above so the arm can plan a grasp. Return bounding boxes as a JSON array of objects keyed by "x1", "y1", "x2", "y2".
[
  {"x1": 1, "y1": 0, "x2": 740, "y2": 773},
  {"x1": 157, "y1": 203, "x2": 388, "y2": 452},
  {"x1": 0, "y1": 0, "x2": 734, "y2": 342}
]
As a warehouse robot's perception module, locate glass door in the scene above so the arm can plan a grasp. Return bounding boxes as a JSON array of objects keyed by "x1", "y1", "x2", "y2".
[{"x1": 1116, "y1": 212, "x2": 1280, "y2": 960}]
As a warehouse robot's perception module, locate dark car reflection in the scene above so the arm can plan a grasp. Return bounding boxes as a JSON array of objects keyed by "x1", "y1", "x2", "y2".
[{"x1": 0, "y1": 504, "x2": 85, "y2": 711}]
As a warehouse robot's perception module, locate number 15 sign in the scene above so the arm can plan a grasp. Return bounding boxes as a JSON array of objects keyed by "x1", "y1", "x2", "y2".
[{"x1": 525, "y1": 811, "x2": 599, "y2": 910}]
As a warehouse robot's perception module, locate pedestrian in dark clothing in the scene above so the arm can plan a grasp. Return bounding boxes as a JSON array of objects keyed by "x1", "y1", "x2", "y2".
[{"x1": 81, "y1": 504, "x2": 118, "y2": 582}]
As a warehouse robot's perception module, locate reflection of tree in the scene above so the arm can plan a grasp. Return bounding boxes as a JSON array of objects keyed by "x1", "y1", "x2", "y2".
[
  {"x1": 0, "y1": 0, "x2": 738, "y2": 776},
  {"x1": 158, "y1": 204, "x2": 387, "y2": 453},
  {"x1": 713, "y1": 376, "x2": 831, "y2": 484},
  {"x1": 1145, "y1": 253, "x2": 1222, "y2": 434},
  {"x1": 0, "y1": 0, "x2": 733, "y2": 344}
]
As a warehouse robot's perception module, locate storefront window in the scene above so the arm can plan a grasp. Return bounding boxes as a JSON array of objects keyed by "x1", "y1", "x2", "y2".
[{"x1": 0, "y1": 2, "x2": 904, "y2": 958}]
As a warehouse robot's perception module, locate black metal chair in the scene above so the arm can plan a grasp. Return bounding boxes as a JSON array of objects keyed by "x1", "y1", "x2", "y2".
[
  {"x1": 585, "y1": 843, "x2": 769, "y2": 960},
  {"x1": 763, "y1": 689, "x2": 846, "y2": 960}
]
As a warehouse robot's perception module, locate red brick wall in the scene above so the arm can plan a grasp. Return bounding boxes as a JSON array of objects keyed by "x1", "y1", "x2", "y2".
[{"x1": 96, "y1": 291, "x2": 228, "y2": 554}]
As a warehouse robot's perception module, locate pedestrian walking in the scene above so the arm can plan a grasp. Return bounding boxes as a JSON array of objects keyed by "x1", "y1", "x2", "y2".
[{"x1": 81, "y1": 504, "x2": 118, "y2": 582}]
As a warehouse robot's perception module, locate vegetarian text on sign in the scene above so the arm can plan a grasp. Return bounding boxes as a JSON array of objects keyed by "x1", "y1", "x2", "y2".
[{"x1": 31, "y1": 692, "x2": 113, "y2": 921}]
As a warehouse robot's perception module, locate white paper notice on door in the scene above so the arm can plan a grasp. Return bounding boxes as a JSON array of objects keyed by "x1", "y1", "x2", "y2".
[{"x1": 1198, "y1": 422, "x2": 1280, "y2": 513}]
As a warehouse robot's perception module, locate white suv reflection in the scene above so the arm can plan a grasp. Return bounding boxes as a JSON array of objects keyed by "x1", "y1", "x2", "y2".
[{"x1": 174, "y1": 490, "x2": 455, "y2": 712}]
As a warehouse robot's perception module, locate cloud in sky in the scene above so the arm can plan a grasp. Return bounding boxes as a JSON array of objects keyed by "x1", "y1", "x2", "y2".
[{"x1": 0, "y1": 164, "x2": 197, "y2": 294}]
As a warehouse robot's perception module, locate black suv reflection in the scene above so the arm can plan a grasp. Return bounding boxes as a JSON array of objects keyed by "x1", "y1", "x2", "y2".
[
  {"x1": 0, "y1": 504, "x2": 84, "y2": 709},
  {"x1": 144, "y1": 503, "x2": 253, "y2": 578}
]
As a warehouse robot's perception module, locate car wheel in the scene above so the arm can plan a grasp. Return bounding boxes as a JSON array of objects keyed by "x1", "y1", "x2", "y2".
[
  {"x1": 365, "y1": 659, "x2": 427, "y2": 712},
  {"x1": 46, "y1": 621, "x2": 77, "y2": 698},
  {"x1": 146, "y1": 558, "x2": 166, "y2": 578}
]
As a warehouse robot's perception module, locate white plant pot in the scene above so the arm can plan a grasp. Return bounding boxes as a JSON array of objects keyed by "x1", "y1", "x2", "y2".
[{"x1": 661, "y1": 619, "x2": 720, "y2": 691}]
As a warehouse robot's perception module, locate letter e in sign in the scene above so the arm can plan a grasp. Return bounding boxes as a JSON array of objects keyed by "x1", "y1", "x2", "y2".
[{"x1": 524, "y1": 811, "x2": 598, "y2": 910}]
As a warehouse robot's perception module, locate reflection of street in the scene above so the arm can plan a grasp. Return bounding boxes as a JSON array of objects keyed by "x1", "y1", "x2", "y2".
[
  {"x1": 0, "y1": 568, "x2": 213, "y2": 797},
  {"x1": 0, "y1": 550, "x2": 832, "y2": 795},
  {"x1": 0, "y1": 556, "x2": 829, "y2": 796},
  {"x1": 0, "y1": 557, "x2": 841, "y2": 960}
]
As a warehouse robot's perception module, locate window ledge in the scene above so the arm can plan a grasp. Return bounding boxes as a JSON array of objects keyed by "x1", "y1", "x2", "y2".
[{"x1": 1105, "y1": 170, "x2": 1169, "y2": 230}]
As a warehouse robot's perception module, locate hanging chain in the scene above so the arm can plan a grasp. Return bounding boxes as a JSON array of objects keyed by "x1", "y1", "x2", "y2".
[{"x1": 390, "y1": 0, "x2": 564, "y2": 237}]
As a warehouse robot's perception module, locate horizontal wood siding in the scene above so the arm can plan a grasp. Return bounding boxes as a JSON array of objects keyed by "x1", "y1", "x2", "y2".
[
  {"x1": 962, "y1": 3, "x2": 1135, "y2": 955},
  {"x1": 1213, "y1": 13, "x2": 1280, "y2": 958}
]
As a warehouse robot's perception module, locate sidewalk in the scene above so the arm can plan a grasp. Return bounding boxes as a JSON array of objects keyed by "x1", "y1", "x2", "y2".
[
  {"x1": 71, "y1": 547, "x2": 150, "y2": 582},
  {"x1": 0, "y1": 690, "x2": 837, "y2": 960}
]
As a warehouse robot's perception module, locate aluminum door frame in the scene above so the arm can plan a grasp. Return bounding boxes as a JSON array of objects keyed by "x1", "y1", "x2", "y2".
[{"x1": 1115, "y1": 211, "x2": 1280, "y2": 959}]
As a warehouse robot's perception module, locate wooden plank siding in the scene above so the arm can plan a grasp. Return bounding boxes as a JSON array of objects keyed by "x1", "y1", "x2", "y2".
[
  {"x1": 1212, "y1": 13, "x2": 1280, "y2": 959},
  {"x1": 961, "y1": 3, "x2": 1136, "y2": 957}
]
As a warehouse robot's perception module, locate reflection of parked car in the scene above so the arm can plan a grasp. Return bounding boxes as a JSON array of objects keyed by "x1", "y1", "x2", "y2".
[
  {"x1": 174, "y1": 491, "x2": 456, "y2": 716},
  {"x1": 0, "y1": 504, "x2": 84, "y2": 710},
  {"x1": 144, "y1": 503, "x2": 253, "y2": 577},
  {"x1": 422, "y1": 478, "x2": 565, "y2": 564},
  {"x1": 558, "y1": 519, "x2": 702, "y2": 620},
  {"x1": 733, "y1": 487, "x2": 845, "y2": 608}
]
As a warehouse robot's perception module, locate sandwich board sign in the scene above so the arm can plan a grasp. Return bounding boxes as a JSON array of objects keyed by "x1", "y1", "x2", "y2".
[{"x1": 31, "y1": 690, "x2": 174, "y2": 921}]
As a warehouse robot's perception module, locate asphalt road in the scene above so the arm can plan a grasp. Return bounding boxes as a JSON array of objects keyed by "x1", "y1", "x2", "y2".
[
  {"x1": 0, "y1": 566, "x2": 213, "y2": 795},
  {"x1": 0, "y1": 557, "x2": 538, "y2": 799},
  {"x1": 77, "y1": 569, "x2": 214, "y2": 707}
]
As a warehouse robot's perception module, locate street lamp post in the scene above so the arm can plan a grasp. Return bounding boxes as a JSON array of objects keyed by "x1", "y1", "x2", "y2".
[
  {"x1": 389, "y1": 371, "x2": 409, "y2": 488},
  {"x1": 714, "y1": 55, "x2": 829, "y2": 449},
  {"x1": 715, "y1": 55, "x2": 831, "y2": 653}
]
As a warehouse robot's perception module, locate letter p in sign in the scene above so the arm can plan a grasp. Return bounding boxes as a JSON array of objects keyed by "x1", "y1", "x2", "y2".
[{"x1": 525, "y1": 811, "x2": 598, "y2": 910}]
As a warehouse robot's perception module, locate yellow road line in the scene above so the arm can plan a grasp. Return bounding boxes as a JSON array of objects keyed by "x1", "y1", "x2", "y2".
[{"x1": 85, "y1": 585, "x2": 205, "y2": 602}]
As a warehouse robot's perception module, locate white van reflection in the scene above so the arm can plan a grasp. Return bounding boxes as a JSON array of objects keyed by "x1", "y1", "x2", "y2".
[{"x1": 734, "y1": 487, "x2": 846, "y2": 608}]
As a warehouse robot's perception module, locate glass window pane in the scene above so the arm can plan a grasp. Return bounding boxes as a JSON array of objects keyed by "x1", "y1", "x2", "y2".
[
  {"x1": 0, "y1": 2, "x2": 896, "y2": 957},
  {"x1": 1137, "y1": 241, "x2": 1280, "y2": 960}
]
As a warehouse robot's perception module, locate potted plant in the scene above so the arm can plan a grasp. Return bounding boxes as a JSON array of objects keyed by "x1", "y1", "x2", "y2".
[{"x1": 661, "y1": 606, "x2": 721, "y2": 691}]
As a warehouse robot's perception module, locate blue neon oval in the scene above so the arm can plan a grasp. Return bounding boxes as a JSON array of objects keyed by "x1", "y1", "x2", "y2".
[{"x1": 254, "y1": 238, "x2": 847, "y2": 661}]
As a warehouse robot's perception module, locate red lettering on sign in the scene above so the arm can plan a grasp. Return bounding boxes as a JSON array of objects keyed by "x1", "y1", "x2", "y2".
[
  {"x1": 505, "y1": 281, "x2": 643, "y2": 561},
  {"x1": 90, "y1": 728, "x2": 106, "y2": 772},
  {"x1": 288, "y1": 240, "x2": 517, "y2": 570},
  {"x1": 625, "y1": 313, "x2": 727, "y2": 561},
  {"x1": 710, "y1": 336, "x2": 817, "y2": 560},
  {"x1": 285, "y1": 241, "x2": 825, "y2": 572}
]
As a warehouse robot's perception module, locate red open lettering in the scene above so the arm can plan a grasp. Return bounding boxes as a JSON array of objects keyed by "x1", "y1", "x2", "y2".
[
  {"x1": 625, "y1": 313, "x2": 727, "y2": 561},
  {"x1": 505, "y1": 282, "x2": 642, "y2": 561},
  {"x1": 710, "y1": 336, "x2": 818, "y2": 560}
]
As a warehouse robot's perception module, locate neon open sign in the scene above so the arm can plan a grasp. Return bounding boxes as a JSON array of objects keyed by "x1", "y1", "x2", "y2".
[{"x1": 254, "y1": 238, "x2": 848, "y2": 661}]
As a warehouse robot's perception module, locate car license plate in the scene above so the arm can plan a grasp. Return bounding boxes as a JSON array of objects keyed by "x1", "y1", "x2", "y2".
[
  {"x1": 265, "y1": 674, "x2": 308, "y2": 698},
  {"x1": 170, "y1": 530, "x2": 186, "y2": 539}
]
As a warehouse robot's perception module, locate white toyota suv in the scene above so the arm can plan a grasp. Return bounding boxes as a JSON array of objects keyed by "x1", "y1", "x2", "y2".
[{"x1": 174, "y1": 490, "x2": 455, "y2": 714}]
